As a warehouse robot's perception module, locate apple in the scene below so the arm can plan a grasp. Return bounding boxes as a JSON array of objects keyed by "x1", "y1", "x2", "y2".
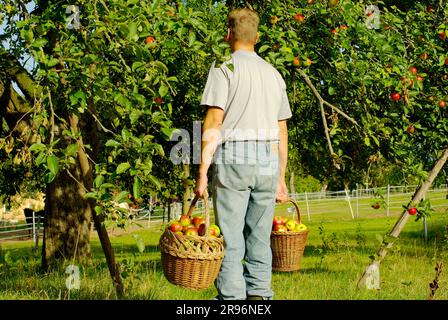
[
  {"x1": 270, "y1": 16, "x2": 278, "y2": 25},
  {"x1": 340, "y1": 25, "x2": 348, "y2": 30},
  {"x1": 416, "y1": 75, "x2": 424, "y2": 81},
  {"x1": 410, "y1": 66, "x2": 418, "y2": 75},
  {"x1": 154, "y1": 97, "x2": 163, "y2": 104},
  {"x1": 407, "y1": 124, "x2": 415, "y2": 135},
  {"x1": 372, "y1": 203, "x2": 380, "y2": 210},
  {"x1": 407, "y1": 207, "x2": 417, "y2": 215},
  {"x1": 438, "y1": 31, "x2": 446, "y2": 41},
  {"x1": 273, "y1": 224, "x2": 288, "y2": 232},
  {"x1": 307, "y1": 0, "x2": 314, "y2": 4},
  {"x1": 426, "y1": 5, "x2": 434, "y2": 13},
  {"x1": 209, "y1": 224, "x2": 221, "y2": 237},
  {"x1": 294, "y1": 13, "x2": 305, "y2": 23},
  {"x1": 279, "y1": 216, "x2": 289, "y2": 225},
  {"x1": 306, "y1": 58, "x2": 312, "y2": 66},
  {"x1": 192, "y1": 215, "x2": 205, "y2": 227},
  {"x1": 179, "y1": 215, "x2": 191, "y2": 227},
  {"x1": 329, "y1": 0, "x2": 339, "y2": 8},
  {"x1": 273, "y1": 216, "x2": 284, "y2": 226},
  {"x1": 285, "y1": 219, "x2": 297, "y2": 231},
  {"x1": 293, "y1": 56, "x2": 300, "y2": 67},
  {"x1": 185, "y1": 227, "x2": 199, "y2": 236},
  {"x1": 331, "y1": 28, "x2": 338, "y2": 34},
  {"x1": 169, "y1": 221, "x2": 183, "y2": 233},
  {"x1": 445, "y1": 58, "x2": 448, "y2": 65},
  {"x1": 420, "y1": 53, "x2": 429, "y2": 60},
  {"x1": 294, "y1": 223, "x2": 307, "y2": 232},
  {"x1": 183, "y1": 224, "x2": 195, "y2": 233},
  {"x1": 439, "y1": 100, "x2": 446, "y2": 108},
  {"x1": 145, "y1": 36, "x2": 155, "y2": 44},
  {"x1": 390, "y1": 92, "x2": 401, "y2": 101}
]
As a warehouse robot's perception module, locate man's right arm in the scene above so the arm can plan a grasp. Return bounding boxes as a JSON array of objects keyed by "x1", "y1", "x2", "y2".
[{"x1": 276, "y1": 120, "x2": 289, "y2": 203}]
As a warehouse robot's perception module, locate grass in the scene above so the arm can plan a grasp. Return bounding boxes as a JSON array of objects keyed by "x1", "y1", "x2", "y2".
[{"x1": 0, "y1": 203, "x2": 447, "y2": 300}]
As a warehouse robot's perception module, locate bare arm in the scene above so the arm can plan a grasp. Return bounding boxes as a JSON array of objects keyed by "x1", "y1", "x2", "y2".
[
  {"x1": 276, "y1": 120, "x2": 289, "y2": 202},
  {"x1": 195, "y1": 107, "x2": 224, "y2": 196}
]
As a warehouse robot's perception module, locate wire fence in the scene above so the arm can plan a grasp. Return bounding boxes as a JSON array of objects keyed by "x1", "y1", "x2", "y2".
[{"x1": 1, "y1": 184, "x2": 446, "y2": 243}]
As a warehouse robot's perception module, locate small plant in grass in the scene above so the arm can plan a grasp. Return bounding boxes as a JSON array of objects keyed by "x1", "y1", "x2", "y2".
[
  {"x1": 371, "y1": 188, "x2": 386, "y2": 210},
  {"x1": 318, "y1": 223, "x2": 340, "y2": 252},
  {"x1": 355, "y1": 223, "x2": 367, "y2": 248}
]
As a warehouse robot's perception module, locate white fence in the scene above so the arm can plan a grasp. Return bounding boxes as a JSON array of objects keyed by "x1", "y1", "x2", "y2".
[{"x1": 0, "y1": 211, "x2": 44, "y2": 250}]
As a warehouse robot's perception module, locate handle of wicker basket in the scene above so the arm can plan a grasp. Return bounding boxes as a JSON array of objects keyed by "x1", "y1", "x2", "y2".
[
  {"x1": 184, "y1": 190, "x2": 210, "y2": 237},
  {"x1": 288, "y1": 198, "x2": 302, "y2": 224}
]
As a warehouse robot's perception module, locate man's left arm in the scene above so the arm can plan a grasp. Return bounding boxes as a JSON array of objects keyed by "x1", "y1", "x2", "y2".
[{"x1": 195, "y1": 107, "x2": 224, "y2": 197}]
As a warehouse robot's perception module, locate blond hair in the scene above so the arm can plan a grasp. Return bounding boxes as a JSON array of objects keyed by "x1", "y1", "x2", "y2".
[{"x1": 227, "y1": 8, "x2": 259, "y2": 43}]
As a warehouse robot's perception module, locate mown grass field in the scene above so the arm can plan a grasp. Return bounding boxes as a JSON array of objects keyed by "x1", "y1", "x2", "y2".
[{"x1": 0, "y1": 197, "x2": 447, "y2": 300}]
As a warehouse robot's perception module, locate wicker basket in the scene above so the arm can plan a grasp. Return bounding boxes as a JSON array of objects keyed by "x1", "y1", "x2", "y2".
[
  {"x1": 159, "y1": 191, "x2": 224, "y2": 290},
  {"x1": 271, "y1": 198, "x2": 308, "y2": 272}
]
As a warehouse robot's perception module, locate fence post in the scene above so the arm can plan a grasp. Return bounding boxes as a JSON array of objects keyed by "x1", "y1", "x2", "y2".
[
  {"x1": 35, "y1": 215, "x2": 40, "y2": 251},
  {"x1": 32, "y1": 211, "x2": 36, "y2": 242},
  {"x1": 386, "y1": 184, "x2": 390, "y2": 217},
  {"x1": 345, "y1": 189, "x2": 355, "y2": 219},
  {"x1": 304, "y1": 192, "x2": 311, "y2": 222},
  {"x1": 356, "y1": 184, "x2": 359, "y2": 219}
]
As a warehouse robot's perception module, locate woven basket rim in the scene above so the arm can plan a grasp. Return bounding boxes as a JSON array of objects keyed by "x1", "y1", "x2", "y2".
[{"x1": 271, "y1": 229, "x2": 309, "y2": 236}]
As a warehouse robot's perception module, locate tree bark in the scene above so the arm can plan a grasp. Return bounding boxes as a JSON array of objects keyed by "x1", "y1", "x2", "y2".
[
  {"x1": 42, "y1": 165, "x2": 92, "y2": 268},
  {"x1": 358, "y1": 147, "x2": 448, "y2": 288},
  {"x1": 289, "y1": 171, "x2": 296, "y2": 194}
]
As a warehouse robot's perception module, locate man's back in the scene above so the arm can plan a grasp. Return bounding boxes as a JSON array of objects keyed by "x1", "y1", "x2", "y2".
[{"x1": 201, "y1": 49, "x2": 291, "y2": 142}]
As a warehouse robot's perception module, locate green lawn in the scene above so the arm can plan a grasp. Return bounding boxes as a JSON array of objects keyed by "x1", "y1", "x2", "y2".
[{"x1": 0, "y1": 204, "x2": 447, "y2": 300}]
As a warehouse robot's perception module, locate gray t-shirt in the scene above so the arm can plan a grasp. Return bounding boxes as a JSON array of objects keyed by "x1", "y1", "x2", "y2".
[{"x1": 200, "y1": 49, "x2": 292, "y2": 142}]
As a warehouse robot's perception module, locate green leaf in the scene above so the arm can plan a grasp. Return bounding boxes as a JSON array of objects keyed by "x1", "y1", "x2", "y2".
[
  {"x1": 114, "y1": 191, "x2": 130, "y2": 203},
  {"x1": 133, "y1": 176, "x2": 142, "y2": 199},
  {"x1": 259, "y1": 45, "x2": 270, "y2": 53},
  {"x1": 158, "y1": 85, "x2": 168, "y2": 98},
  {"x1": 84, "y1": 192, "x2": 98, "y2": 200},
  {"x1": 94, "y1": 175, "x2": 104, "y2": 189},
  {"x1": 132, "y1": 234, "x2": 145, "y2": 253},
  {"x1": 65, "y1": 144, "x2": 78, "y2": 156},
  {"x1": 32, "y1": 38, "x2": 48, "y2": 48},
  {"x1": 29, "y1": 143, "x2": 46, "y2": 153},
  {"x1": 100, "y1": 183, "x2": 115, "y2": 189},
  {"x1": 328, "y1": 86, "x2": 336, "y2": 96},
  {"x1": 105, "y1": 139, "x2": 121, "y2": 147},
  {"x1": 44, "y1": 172, "x2": 56, "y2": 184},
  {"x1": 148, "y1": 175, "x2": 161, "y2": 190},
  {"x1": 128, "y1": 22, "x2": 138, "y2": 41},
  {"x1": 47, "y1": 155, "x2": 59, "y2": 175},
  {"x1": 116, "y1": 162, "x2": 131, "y2": 174}
]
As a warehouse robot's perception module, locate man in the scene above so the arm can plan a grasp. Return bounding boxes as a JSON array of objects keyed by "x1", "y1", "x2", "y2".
[{"x1": 195, "y1": 8, "x2": 292, "y2": 300}]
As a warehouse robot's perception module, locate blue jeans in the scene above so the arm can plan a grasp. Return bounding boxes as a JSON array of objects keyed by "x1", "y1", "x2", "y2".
[{"x1": 211, "y1": 141, "x2": 279, "y2": 300}]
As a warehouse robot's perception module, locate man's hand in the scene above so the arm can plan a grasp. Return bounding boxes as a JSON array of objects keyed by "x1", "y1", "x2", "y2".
[
  {"x1": 275, "y1": 178, "x2": 288, "y2": 203},
  {"x1": 195, "y1": 173, "x2": 208, "y2": 198}
]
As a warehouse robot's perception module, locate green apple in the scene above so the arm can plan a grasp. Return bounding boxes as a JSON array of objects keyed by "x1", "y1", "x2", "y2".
[{"x1": 294, "y1": 223, "x2": 308, "y2": 232}]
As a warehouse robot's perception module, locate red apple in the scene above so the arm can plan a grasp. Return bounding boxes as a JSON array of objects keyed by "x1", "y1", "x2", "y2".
[
  {"x1": 407, "y1": 207, "x2": 417, "y2": 215},
  {"x1": 372, "y1": 203, "x2": 380, "y2": 210},
  {"x1": 445, "y1": 57, "x2": 448, "y2": 65},
  {"x1": 410, "y1": 66, "x2": 418, "y2": 75},
  {"x1": 179, "y1": 215, "x2": 191, "y2": 227},
  {"x1": 169, "y1": 221, "x2": 183, "y2": 233},
  {"x1": 209, "y1": 224, "x2": 221, "y2": 237},
  {"x1": 390, "y1": 92, "x2": 401, "y2": 101},
  {"x1": 293, "y1": 56, "x2": 300, "y2": 67},
  {"x1": 407, "y1": 124, "x2": 415, "y2": 135},
  {"x1": 154, "y1": 97, "x2": 163, "y2": 104},
  {"x1": 439, "y1": 31, "x2": 446, "y2": 41},
  {"x1": 273, "y1": 216, "x2": 284, "y2": 226},
  {"x1": 416, "y1": 75, "x2": 424, "y2": 81},
  {"x1": 279, "y1": 216, "x2": 289, "y2": 225},
  {"x1": 331, "y1": 28, "x2": 338, "y2": 34},
  {"x1": 184, "y1": 227, "x2": 199, "y2": 236},
  {"x1": 145, "y1": 36, "x2": 155, "y2": 44},
  {"x1": 294, "y1": 13, "x2": 305, "y2": 23},
  {"x1": 192, "y1": 216, "x2": 205, "y2": 227},
  {"x1": 273, "y1": 224, "x2": 288, "y2": 232},
  {"x1": 439, "y1": 100, "x2": 446, "y2": 108},
  {"x1": 340, "y1": 25, "x2": 348, "y2": 30}
]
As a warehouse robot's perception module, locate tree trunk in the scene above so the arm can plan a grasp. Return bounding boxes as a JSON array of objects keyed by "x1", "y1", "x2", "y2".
[
  {"x1": 182, "y1": 163, "x2": 191, "y2": 216},
  {"x1": 289, "y1": 171, "x2": 296, "y2": 194},
  {"x1": 42, "y1": 164, "x2": 92, "y2": 268},
  {"x1": 358, "y1": 147, "x2": 448, "y2": 288}
]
